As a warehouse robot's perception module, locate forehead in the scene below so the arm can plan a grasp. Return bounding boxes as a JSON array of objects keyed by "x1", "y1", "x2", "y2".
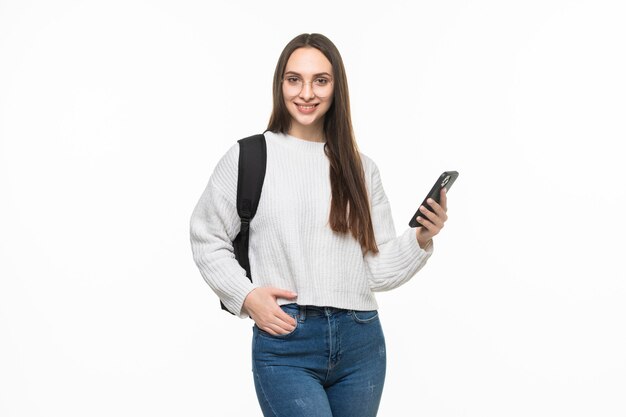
[{"x1": 284, "y1": 47, "x2": 332, "y2": 75}]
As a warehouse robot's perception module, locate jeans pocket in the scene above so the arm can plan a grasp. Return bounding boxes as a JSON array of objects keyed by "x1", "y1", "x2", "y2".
[
  {"x1": 255, "y1": 310, "x2": 299, "y2": 339},
  {"x1": 350, "y1": 309, "x2": 379, "y2": 324}
]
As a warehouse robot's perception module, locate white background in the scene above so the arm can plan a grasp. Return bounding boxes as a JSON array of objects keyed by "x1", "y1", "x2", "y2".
[{"x1": 1, "y1": 1, "x2": 625, "y2": 416}]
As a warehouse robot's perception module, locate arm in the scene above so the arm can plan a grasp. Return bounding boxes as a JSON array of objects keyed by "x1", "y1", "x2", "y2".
[
  {"x1": 364, "y1": 162, "x2": 434, "y2": 292},
  {"x1": 189, "y1": 150, "x2": 260, "y2": 319}
]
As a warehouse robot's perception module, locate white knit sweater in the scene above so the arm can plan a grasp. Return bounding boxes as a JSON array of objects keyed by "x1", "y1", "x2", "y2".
[{"x1": 189, "y1": 130, "x2": 434, "y2": 319}]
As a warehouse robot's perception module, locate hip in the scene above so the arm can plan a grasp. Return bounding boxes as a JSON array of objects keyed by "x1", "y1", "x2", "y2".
[{"x1": 252, "y1": 303, "x2": 385, "y2": 367}]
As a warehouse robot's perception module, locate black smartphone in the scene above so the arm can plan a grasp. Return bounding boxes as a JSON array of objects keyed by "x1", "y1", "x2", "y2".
[{"x1": 409, "y1": 171, "x2": 459, "y2": 228}]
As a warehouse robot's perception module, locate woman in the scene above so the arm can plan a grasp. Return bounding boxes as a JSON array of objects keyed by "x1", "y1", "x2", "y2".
[{"x1": 190, "y1": 33, "x2": 448, "y2": 417}]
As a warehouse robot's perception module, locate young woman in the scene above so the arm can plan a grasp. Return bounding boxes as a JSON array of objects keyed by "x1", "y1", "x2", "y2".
[{"x1": 190, "y1": 33, "x2": 449, "y2": 417}]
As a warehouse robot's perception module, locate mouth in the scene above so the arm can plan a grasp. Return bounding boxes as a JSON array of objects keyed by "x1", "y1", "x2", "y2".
[{"x1": 294, "y1": 103, "x2": 319, "y2": 114}]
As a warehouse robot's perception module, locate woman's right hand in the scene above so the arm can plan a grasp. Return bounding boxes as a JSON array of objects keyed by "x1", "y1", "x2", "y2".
[{"x1": 243, "y1": 287, "x2": 298, "y2": 336}]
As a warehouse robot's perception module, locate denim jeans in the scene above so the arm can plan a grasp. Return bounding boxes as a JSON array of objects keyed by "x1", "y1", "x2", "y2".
[{"x1": 251, "y1": 303, "x2": 386, "y2": 417}]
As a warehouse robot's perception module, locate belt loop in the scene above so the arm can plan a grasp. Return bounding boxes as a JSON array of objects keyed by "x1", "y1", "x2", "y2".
[{"x1": 299, "y1": 305, "x2": 306, "y2": 322}]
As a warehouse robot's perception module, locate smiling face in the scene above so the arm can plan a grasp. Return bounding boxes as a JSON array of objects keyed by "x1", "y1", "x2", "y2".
[{"x1": 282, "y1": 47, "x2": 334, "y2": 142}]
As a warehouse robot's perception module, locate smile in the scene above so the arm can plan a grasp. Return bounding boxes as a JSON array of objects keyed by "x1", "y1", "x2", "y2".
[{"x1": 295, "y1": 103, "x2": 319, "y2": 114}]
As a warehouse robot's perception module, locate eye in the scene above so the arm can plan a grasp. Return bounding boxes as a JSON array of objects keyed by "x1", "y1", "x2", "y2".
[
  {"x1": 315, "y1": 78, "x2": 329, "y2": 85},
  {"x1": 285, "y1": 76, "x2": 301, "y2": 83}
]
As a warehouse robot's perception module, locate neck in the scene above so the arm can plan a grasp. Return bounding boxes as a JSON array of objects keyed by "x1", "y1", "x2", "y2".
[{"x1": 288, "y1": 122, "x2": 325, "y2": 143}]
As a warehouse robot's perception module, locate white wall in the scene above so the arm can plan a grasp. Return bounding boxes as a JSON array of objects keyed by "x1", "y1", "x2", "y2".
[{"x1": 1, "y1": 1, "x2": 624, "y2": 416}]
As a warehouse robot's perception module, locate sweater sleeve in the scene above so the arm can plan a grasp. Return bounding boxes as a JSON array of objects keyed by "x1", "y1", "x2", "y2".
[
  {"x1": 363, "y1": 160, "x2": 434, "y2": 292},
  {"x1": 189, "y1": 145, "x2": 260, "y2": 319}
]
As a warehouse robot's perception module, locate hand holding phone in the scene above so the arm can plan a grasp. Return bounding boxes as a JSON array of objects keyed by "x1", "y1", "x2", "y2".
[{"x1": 409, "y1": 171, "x2": 458, "y2": 228}]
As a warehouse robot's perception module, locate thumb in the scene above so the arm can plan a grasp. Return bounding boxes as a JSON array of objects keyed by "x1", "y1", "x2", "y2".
[{"x1": 270, "y1": 287, "x2": 298, "y2": 299}]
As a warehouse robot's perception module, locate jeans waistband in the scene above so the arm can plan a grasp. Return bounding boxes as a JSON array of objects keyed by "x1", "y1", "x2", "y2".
[{"x1": 281, "y1": 303, "x2": 350, "y2": 318}]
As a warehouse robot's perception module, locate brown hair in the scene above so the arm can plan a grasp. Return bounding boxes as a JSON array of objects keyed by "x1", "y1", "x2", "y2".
[{"x1": 266, "y1": 33, "x2": 379, "y2": 255}]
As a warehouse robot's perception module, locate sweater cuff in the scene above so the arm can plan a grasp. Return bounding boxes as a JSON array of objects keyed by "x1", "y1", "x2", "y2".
[
  {"x1": 404, "y1": 226, "x2": 434, "y2": 259},
  {"x1": 223, "y1": 280, "x2": 261, "y2": 319}
]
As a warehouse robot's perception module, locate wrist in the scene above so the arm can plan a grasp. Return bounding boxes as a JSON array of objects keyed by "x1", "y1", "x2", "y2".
[
  {"x1": 415, "y1": 230, "x2": 432, "y2": 249},
  {"x1": 418, "y1": 239, "x2": 431, "y2": 249}
]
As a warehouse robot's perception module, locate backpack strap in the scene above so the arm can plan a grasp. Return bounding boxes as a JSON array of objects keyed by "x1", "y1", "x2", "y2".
[{"x1": 220, "y1": 133, "x2": 267, "y2": 314}]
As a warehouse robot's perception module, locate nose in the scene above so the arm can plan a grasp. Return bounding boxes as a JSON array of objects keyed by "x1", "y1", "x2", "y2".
[{"x1": 299, "y1": 81, "x2": 316, "y2": 100}]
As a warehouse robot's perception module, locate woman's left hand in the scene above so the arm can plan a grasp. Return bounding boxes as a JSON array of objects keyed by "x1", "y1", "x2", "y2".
[{"x1": 414, "y1": 187, "x2": 448, "y2": 249}]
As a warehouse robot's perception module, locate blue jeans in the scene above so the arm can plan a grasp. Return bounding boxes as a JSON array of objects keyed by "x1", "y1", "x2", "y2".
[{"x1": 251, "y1": 303, "x2": 386, "y2": 417}]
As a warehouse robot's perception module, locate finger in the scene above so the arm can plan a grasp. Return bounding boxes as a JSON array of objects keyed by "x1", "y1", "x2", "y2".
[
  {"x1": 419, "y1": 205, "x2": 445, "y2": 229},
  {"x1": 262, "y1": 322, "x2": 283, "y2": 336},
  {"x1": 416, "y1": 215, "x2": 439, "y2": 234},
  {"x1": 259, "y1": 315, "x2": 295, "y2": 334},
  {"x1": 276, "y1": 309, "x2": 297, "y2": 327},
  {"x1": 271, "y1": 288, "x2": 298, "y2": 299},
  {"x1": 273, "y1": 315, "x2": 297, "y2": 334},
  {"x1": 425, "y1": 198, "x2": 448, "y2": 222},
  {"x1": 440, "y1": 188, "x2": 448, "y2": 212},
  {"x1": 426, "y1": 195, "x2": 445, "y2": 217}
]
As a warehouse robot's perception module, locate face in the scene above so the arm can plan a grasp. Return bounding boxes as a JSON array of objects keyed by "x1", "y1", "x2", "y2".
[{"x1": 282, "y1": 47, "x2": 334, "y2": 139}]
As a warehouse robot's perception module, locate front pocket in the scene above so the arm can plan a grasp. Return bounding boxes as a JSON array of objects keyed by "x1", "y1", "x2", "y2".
[
  {"x1": 350, "y1": 310, "x2": 379, "y2": 323},
  {"x1": 256, "y1": 313, "x2": 299, "y2": 339}
]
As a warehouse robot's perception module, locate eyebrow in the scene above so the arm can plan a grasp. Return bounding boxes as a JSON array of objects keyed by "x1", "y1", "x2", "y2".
[{"x1": 284, "y1": 71, "x2": 332, "y2": 77}]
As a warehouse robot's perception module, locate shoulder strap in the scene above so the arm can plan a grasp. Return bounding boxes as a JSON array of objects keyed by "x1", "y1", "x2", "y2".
[{"x1": 220, "y1": 133, "x2": 267, "y2": 314}]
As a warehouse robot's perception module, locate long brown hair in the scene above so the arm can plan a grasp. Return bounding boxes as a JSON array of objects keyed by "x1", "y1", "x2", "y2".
[{"x1": 266, "y1": 33, "x2": 379, "y2": 255}]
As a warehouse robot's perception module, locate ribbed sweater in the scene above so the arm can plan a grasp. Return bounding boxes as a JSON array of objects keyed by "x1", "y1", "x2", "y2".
[{"x1": 189, "y1": 130, "x2": 434, "y2": 319}]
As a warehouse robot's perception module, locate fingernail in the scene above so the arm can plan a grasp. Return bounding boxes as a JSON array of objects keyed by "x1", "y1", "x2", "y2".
[{"x1": 427, "y1": 198, "x2": 434, "y2": 204}]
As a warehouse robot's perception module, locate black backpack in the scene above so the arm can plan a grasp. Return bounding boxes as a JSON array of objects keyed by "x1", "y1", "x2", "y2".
[{"x1": 220, "y1": 133, "x2": 267, "y2": 315}]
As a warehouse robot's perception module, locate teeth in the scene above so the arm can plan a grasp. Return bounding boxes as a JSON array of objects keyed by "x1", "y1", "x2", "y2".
[{"x1": 298, "y1": 105, "x2": 316, "y2": 109}]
